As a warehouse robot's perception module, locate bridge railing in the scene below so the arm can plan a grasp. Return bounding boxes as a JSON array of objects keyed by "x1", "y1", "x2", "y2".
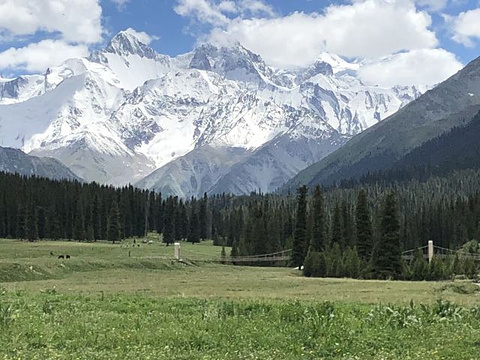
[{"x1": 402, "y1": 242, "x2": 480, "y2": 262}]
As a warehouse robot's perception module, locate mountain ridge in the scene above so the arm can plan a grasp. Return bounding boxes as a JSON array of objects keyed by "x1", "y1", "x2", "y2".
[
  {"x1": 0, "y1": 29, "x2": 425, "y2": 196},
  {"x1": 0, "y1": 146, "x2": 81, "y2": 181},
  {"x1": 283, "y1": 54, "x2": 480, "y2": 191}
]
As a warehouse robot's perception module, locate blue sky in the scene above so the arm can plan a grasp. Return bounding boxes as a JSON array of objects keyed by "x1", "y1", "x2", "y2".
[
  {"x1": 101, "y1": 0, "x2": 480, "y2": 64},
  {"x1": 0, "y1": 0, "x2": 479, "y2": 86}
]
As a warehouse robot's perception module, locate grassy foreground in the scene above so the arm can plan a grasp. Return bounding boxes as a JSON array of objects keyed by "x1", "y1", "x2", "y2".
[
  {"x1": 1, "y1": 291, "x2": 480, "y2": 359},
  {"x1": 1, "y1": 239, "x2": 480, "y2": 359}
]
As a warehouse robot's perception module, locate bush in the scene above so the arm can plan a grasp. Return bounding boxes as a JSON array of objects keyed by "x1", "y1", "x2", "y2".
[
  {"x1": 343, "y1": 248, "x2": 361, "y2": 279},
  {"x1": 303, "y1": 251, "x2": 325, "y2": 277}
]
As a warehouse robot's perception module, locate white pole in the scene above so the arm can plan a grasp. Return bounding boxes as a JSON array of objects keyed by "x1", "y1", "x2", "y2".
[
  {"x1": 174, "y1": 242, "x2": 181, "y2": 260},
  {"x1": 428, "y1": 240, "x2": 434, "y2": 263}
]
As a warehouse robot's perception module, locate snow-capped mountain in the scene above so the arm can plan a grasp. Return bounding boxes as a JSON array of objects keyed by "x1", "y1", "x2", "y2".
[{"x1": 0, "y1": 29, "x2": 423, "y2": 195}]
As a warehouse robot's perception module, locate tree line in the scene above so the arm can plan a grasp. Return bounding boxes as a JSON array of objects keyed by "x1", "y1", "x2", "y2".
[
  {"x1": 0, "y1": 168, "x2": 479, "y2": 280},
  {"x1": 294, "y1": 186, "x2": 478, "y2": 280}
]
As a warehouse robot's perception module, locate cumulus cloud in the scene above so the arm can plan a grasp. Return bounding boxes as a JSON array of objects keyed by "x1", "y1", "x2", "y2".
[
  {"x1": 206, "y1": 0, "x2": 438, "y2": 69},
  {"x1": 357, "y1": 48, "x2": 463, "y2": 87},
  {"x1": 0, "y1": 0, "x2": 103, "y2": 44},
  {"x1": 0, "y1": 0, "x2": 104, "y2": 73},
  {"x1": 450, "y1": 8, "x2": 480, "y2": 47},
  {"x1": 0, "y1": 39, "x2": 89, "y2": 73},
  {"x1": 174, "y1": 0, "x2": 464, "y2": 86}
]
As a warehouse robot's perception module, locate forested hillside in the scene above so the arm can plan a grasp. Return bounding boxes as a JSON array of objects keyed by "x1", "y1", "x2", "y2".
[
  {"x1": 2, "y1": 169, "x2": 480, "y2": 256},
  {"x1": 396, "y1": 110, "x2": 480, "y2": 174},
  {"x1": 338, "y1": 111, "x2": 480, "y2": 186}
]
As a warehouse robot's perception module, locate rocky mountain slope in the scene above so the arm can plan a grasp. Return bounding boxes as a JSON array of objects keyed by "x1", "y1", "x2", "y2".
[
  {"x1": 283, "y1": 55, "x2": 480, "y2": 191},
  {"x1": 0, "y1": 147, "x2": 81, "y2": 181},
  {"x1": 0, "y1": 29, "x2": 423, "y2": 195}
]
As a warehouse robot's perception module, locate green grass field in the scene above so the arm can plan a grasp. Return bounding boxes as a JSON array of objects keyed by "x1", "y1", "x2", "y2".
[{"x1": 1, "y1": 239, "x2": 480, "y2": 359}]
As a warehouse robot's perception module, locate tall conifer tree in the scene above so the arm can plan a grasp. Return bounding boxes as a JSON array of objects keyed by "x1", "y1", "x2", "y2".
[
  {"x1": 372, "y1": 192, "x2": 402, "y2": 279},
  {"x1": 199, "y1": 193, "x2": 208, "y2": 241},
  {"x1": 162, "y1": 197, "x2": 175, "y2": 245},
  {"x1": 107, "y1": 199, "x2": 122, "y2": 244},
  {"x1": 356, "y1": 189, "x2": 373, "y2": 261},
  {"x1": 311, "y1": 186, "x2": 326, "y2": 252},
  {"x1": 292, "y1": 186, "x2": 308, "y2": 268}
]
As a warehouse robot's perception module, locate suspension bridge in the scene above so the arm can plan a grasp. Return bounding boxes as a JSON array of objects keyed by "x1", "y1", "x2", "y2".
[
  {"x1": 173, "y1": 241, "x2": 480, "y2": 264},
  {"x1": 177, "y1": 245, "x2": 292, "y2": 263},
  {"x1": 401, "y1": 241, "x2": 480, "y2": 262}
]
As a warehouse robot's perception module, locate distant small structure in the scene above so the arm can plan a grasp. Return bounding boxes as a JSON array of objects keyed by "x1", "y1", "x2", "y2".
[
  {"x1": 58, "y1": 255, "x2": 64, "y2": 259},
  {"x1": 66, "y1": 255, "x2": 71, "y2": 259},
  {"x1": 174, "y1": 242, "x2": 181, "y2": 260}
]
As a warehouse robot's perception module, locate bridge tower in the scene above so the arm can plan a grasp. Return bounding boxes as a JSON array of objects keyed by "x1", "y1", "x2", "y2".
[{"x1": 428, "y1": 240, "x2": 434, "y2": 263}]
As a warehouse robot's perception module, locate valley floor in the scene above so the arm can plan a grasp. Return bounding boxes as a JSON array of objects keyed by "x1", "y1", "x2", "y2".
[{"x1": 1, "y1": 239, "x2": 480, "y2": 359}]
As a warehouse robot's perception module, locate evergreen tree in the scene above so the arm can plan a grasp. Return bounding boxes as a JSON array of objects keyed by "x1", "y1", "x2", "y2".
[
  {"x1": 37, "y1": 207, "x2": 46, "y2": 239},
  {"x1": 427, "y1": 256, "x2": 447, "y2": 281},
  {"x1": 162, "y1": 197, "x2": 175, "y2": 246},
  {"x1": 372, "y1": 192, "x2": 402, "y2": 279},
  {"x1": 331, "y1": 203, "x2": 344, "y2": 249},
  {"x1": 92, "y1": 195, "x2": 102, "y2": 241},
  {"x1": 356, "y1": 189, "x2": 373, "y2": 261},
  {"x1": 199, "y1": 193, "x2": 208, "y2": 241},
  {"x1": 16, "y1": 204, "x2": 26, "y2": 240},
  {"x1": 179, "y1": 200, "x2": 189, "y2": 240},
  {"x1": 291, "y1": 186, "x2": 308, "y2": 268},
  {"x1": 188, "y1": 204, "x2": 200, "y2": 244},
  {"x1": 107, "y1": 199, "x2": 122, "y2": 244},
  {"x1": 341, "y1": 200, "x2": 355, "y2": 248},
  {"x1": 49, "y1": 208, "x2": 63, "y2": 240},
  {"x1": 411, "y1": 249, "x2": 429, "y2": 280},
  {"x1": 73, "y1": 199, "x2": 86, "y2": 241},
  {"x1": 311, "y1": 186, "x2": 326, "y2": 252},
  {"x1": 25, "y1": 205, "x2": 38, "y2": 242},
  {"x1": 86, "y1": 224, "x2": 95, "y2": 242},
  {"x1": 451, "y1": 253, "x2": 463, "y2": 276}
]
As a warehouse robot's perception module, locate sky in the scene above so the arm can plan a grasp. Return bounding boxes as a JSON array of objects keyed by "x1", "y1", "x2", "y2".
[{"x1": 0, "y1": 0, "x2": 479, "y2": 87}]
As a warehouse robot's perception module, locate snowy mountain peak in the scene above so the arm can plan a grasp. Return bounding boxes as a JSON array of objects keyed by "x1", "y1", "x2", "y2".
[
  {"x1": 315, "y1": 52, "x2": 359, "y2": 74},
  {"x1": 104, "y1": 29, "x2": 157, "y2": 59},
  {"x1": 0, "y1": 29, "x2": 426, "y2": 194}
]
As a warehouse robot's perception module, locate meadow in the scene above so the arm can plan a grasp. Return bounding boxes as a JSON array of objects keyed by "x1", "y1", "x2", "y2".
[{"x1": 1, "y1": 239, "x2": 480, "y2": 359}]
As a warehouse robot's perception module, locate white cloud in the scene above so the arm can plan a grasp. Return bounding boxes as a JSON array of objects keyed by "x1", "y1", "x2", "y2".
[
  {"x1": 0, "y1": 0, "x2": 103, "y2": 44},
  {"x1": 451, "y1": 8, "x2": 480, "y2": 47},
  {"x1": 206, "y1": 0, "x2": 438, "y2": 69},
  {"x1": 240, "y1": 0, "x2": 275, "y2": 16},
  {"x1": 357, "y1": 48, "x2": 463, "y2": 87},
  {"x1": 174, "y1": 0, "x2": 274, "y2": 25},
  {"x1": 175, "y1": 0, "x2": 462, "y2": 87},
  {"x1": 174, "y1": 0, "x2": 230, "y2": 25},
  {"x1": 110, "y1": 0, "x2": 130, "y2": 11},
  {"x1": 124, "y1": 28, "x2": 158, "y2": 44},
  {"x1": 218, "y1": 1, "x2": 237, "y2": 13},
  {"x1": 0, "y1": 39, "x2": 89, "y2": 72},
  {"x1": 416, "y1": 0, "x2": 448, "y2": 11}
]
